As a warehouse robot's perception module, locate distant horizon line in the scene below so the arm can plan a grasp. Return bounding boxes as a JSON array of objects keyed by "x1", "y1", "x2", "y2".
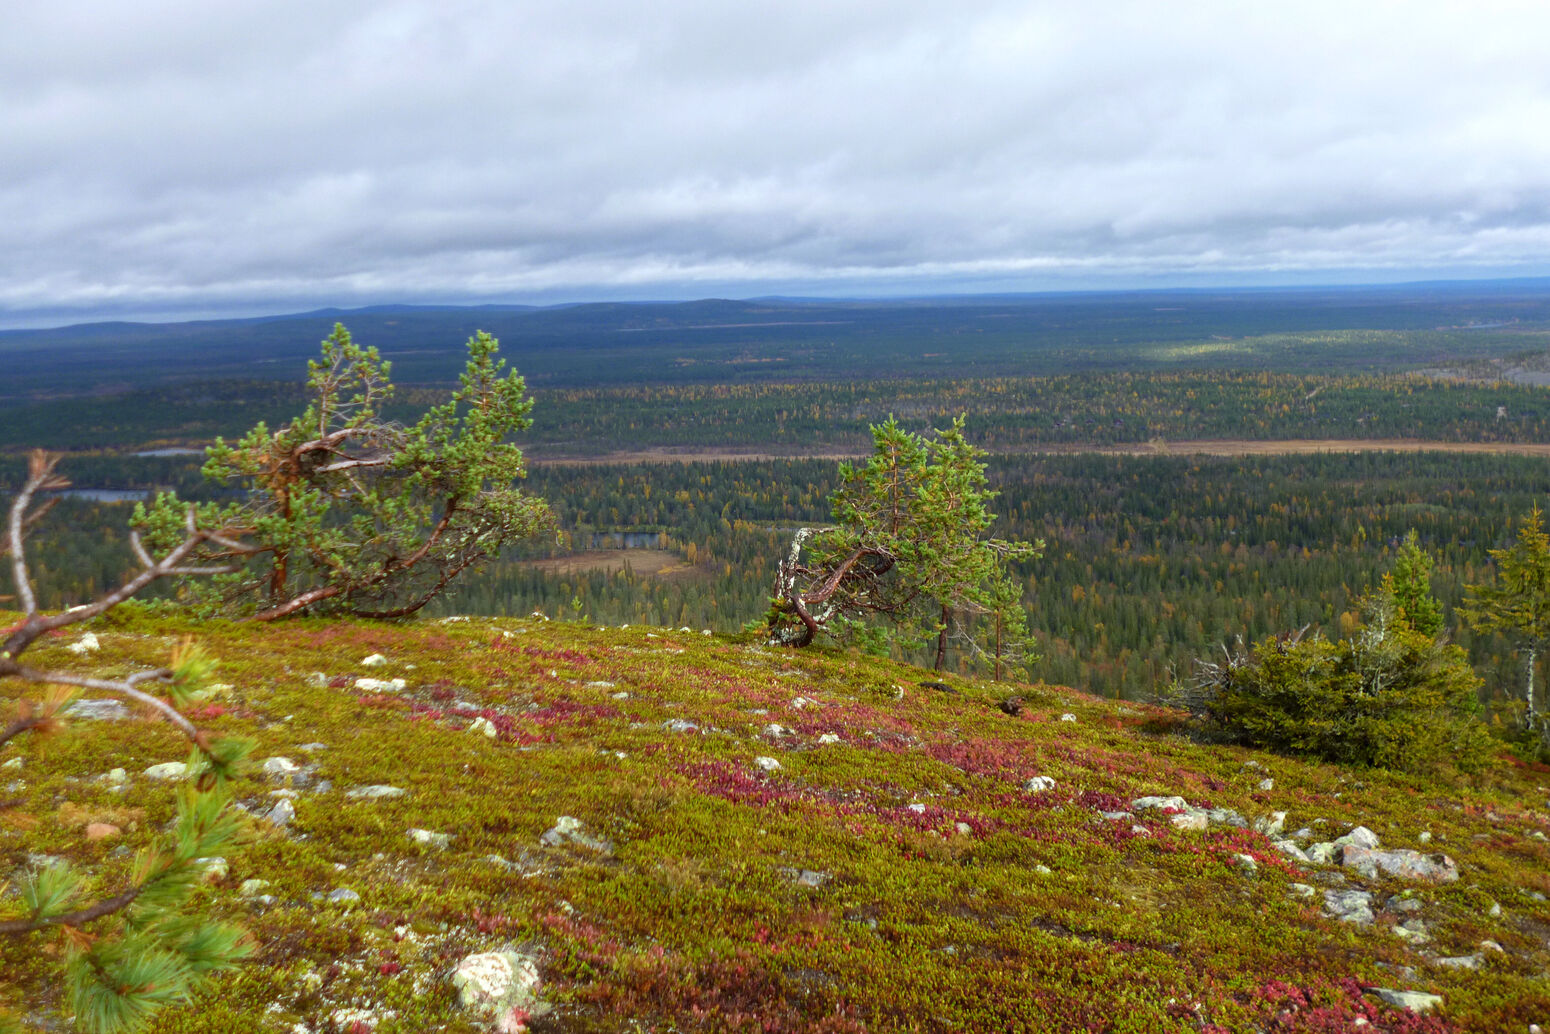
[{"x1": 8, "y1": 270, "x2": 1550, "y2": 334}]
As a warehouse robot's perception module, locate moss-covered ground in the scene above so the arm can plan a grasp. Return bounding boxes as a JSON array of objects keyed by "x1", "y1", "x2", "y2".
[{"x1": 2, "y1": 610, "x2": 1548, "y2": 1032}]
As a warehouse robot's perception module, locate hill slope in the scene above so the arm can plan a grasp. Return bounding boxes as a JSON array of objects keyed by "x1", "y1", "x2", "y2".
[{"x1": 2, "y1": 614, "x2": 1547, "y2": 1032}]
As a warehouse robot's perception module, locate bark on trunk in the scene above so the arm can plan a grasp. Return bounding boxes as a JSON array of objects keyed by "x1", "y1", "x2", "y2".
[{"x1": 934, "y1": 604, "x2": 949, "y2": 671}]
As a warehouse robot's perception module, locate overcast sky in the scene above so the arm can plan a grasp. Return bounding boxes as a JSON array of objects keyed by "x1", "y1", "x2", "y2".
[{"x1": 5, "y1": 1, "x2": 1550, "y2": 325}]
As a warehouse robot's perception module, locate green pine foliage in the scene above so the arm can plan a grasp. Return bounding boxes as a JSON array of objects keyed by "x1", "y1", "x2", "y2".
[
  {"x1": 1203, "y1": 592, "x2": 1493, "y2": 773},
  {"x1": 768, "y1": 417, "x2": 1042, "y2": 675},
  {"x1": 134, "y1": 324, "x2": 554, "y2": 620},
  {"x1": 1383, "y1": 529, "x2": 1445, "y2": 637}
]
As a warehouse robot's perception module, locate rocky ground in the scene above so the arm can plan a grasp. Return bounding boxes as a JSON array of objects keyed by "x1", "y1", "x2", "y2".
[{"x1": 2, "y1": 609, "x2": 1548, "y2": 1032}]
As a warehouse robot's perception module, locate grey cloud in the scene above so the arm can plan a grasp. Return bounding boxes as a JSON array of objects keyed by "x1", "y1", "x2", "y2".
[{"x1": 4, "y1": 0, "x2": 1550, "y2": 322}]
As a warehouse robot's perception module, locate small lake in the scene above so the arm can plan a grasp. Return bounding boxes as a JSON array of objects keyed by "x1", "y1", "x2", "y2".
[
  {"x1": 131, "y1": 448, "x2": 205, "y2": 457},
  {"x1": 61, "y1": 489, "x2": 151, "y2": 503}
]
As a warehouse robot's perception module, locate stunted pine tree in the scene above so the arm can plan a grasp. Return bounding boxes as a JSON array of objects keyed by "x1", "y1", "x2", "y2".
[
  {"x1": 768, "y1": 416, "x2": 1042, "y2": 677},
  {"x1": 138, "y1": 324, "x2": 553, "y2": 620},
  {"x1": 1, "y1": 453, "x2": 254, "y2": 1034}
]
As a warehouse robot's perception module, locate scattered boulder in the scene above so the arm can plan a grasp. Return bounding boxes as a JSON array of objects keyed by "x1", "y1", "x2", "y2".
[
  {"x1": 1256, "y1": 778, "x2": 1274, "y2": 791},
  {"x1": 1059, "y1": 713, "x2": 1077, "y2": 723},
  {"x1": 468, "y1": 716, "x2": 499, "y2": 739},
  {"x1": 1272, "y1": 840, "x2": 1311, "y2": 864},
  {"x1": 817, "y1": 733, "x2": 841, "y2": 745},
  {"x1": 662, "y1": 718, "x2": 699, "y2": 734},
  {"x1": 540, "y1": 815, "x2": 613, "y2": 855},
  {"x1": 327, "y1": 888, "x2": 361, "y2": 905},
  {"x1": 1340, "y1": 845, "x2": 1459, "y2": 883},
  {"x1": 1306, "y1": 842, "x2": 1338, "y2": 866},
  {"x1": 260, "y1": 756, "x2": 302, "y2": 783},
  {"x1": 1254, "y1": 811, "x2": 1287, "y2": 837},
  {"x1": 263, "y1": 799, "x2": 296, "y2": 828},
  {"x1": 780, "y1": 867, "x2": 831, "y2": 888},
  {"x1": 1367, "y1": 988, "x2": 1442, "y2": 1013},
  {"x1": 1323, "y1": 889, "x2": 1374, "y2": 924},
  {"x1": 1131, "y1": 796, "x2": 1209, "y2": 831},
  {"x1": 66, "y1": 633, "x2": 101, "y2": 655},
  {"x1": 1023, "y1": 776, "x2": 1057, "y2": 793},
  {"x1": 66, "y1": 699, "x2": 129, "y2": 721},
  {"x1": 360, "y1": 653, "x2": 388, "y2": 667},
  {"x1": 408, "y1": 828, "x2": 453, "y2": 849},
  {"x1": 1287, "y1": 883, "x2": 1318, "y2": 899},
  {"x1": 451, "y1": 950, "x2": 543, "y2": 1033},
  {"x1": 355, "y1": 677, "x2": 407, "y2": 693},
  {"x1": 754, "y1": 756, "x2": 782, "y2": 772},
  {"x1": 143, "y1": 762, "x2": 187, "y2": 781},
  {"x1": 1207, "y1": 808, "x2": 1247, "y2": 827},
  {"x1": 346, "y1": 784, "x2": 407, "y2": 800},
  {"x1": 1335, "y1": 826, "x2": 1381, "y2": 850}
]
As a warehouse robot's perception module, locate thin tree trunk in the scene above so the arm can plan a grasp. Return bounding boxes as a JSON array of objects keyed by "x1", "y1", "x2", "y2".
[
  {"x1": 934, "y1": 604, "x2": 949, "y2": 671},
  {"x1": 994, "y1": 611, "x2": 1003, "y2": 682},
  {"x1": 1528, "y1": 645, "x2": 1538, "y2": 718}
]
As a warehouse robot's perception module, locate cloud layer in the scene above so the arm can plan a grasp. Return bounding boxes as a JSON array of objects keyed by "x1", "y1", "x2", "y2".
[{"x1": 5, "y1": 1, "x2": 1550, "y2": 322}]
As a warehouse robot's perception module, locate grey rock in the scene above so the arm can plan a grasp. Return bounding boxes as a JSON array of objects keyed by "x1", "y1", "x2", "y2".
[
  {"x1": 1368, "y1": 988, "x2": 1442, "y2": 1013},
  {"x1": 260, "y1": 756, "x2": 302, "y2": 782},
  {"x1": 780, "y1": 867, "x2": 831, "y2": 888},
  {"x1": 1257, "y1": 778, "x2": 1274, "y2": 791},
  {"x1": 1434, "y1": 954, "x2": 1479, "y2": 970},
  {"x1": 451, "y1": 950, "x2": 542, "y2": 1027},
  {"x1": 1306, "y1": 842, "x2": 1338, "y2": 866},
  {"x1": 1254, "y1": 811, "x2": 1287, "y2": 836},
  {"x1": 238, "y1": 879, "x2": 271, "y2": 897},
  {"x1": 327, "y1": 888, "x2": 360, "y2": 905},
  {"x1": 540, "y1": 815, "x2": 613, "y2": 855},
  {"x1": 1207, "y1": 808, "x2": 1247, "y2": 827},
  {"x1": 1323, "y1": 889, "x2": 1375, "y2": 924},
  {"x1": 407, "y1": 828, "x2": 453, "y2": 849},
  {"x1": 142, "y1": 761, "x2": 187, "y2": 780},
  {"x1": 263, "y1": 799, "x2": 296, "y2": 828},
  {"x1": 1099, "y1": 810, "x2": 1134, "y2": 822},
  {"x1": 345, "y1": 784, "x2": 406, "y2": 799},
  {"x1": 1272, "y1": 840, "x2": 1311, "y2": 864},
  {"x1": 662, "y1": 718, "x2": 699, "y2": 734},
  {"x1": 65, "y1": 699, "x2": 129, "y2": 721},
  {"x1": 1341, "y1": 845, "x2": 1459, "y2": 884},
  {"x1": 1335, "y1": 825, "x2": 1381, "y2": 850},
  {"x1": 1022, "y1": 776, "x2": 1057, "y2": 792},
  {"x1": 1287, "y1": 883, "x2": 1318, "y2": 899}
]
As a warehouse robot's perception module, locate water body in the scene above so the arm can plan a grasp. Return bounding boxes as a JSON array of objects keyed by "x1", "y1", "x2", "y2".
[
  {"x1": 62, "y1": 489, "x2": 150, "y2": 503},
  {"x1": 131, "y1": 448, "x2": 205, "y2": 457}
]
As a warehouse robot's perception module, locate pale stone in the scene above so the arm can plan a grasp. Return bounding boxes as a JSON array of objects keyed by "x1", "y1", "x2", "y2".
[
  {"x1": 360, "y1": 653, "x2": 388, "y2": 667},
  {"x1": 1059, "y1": 713, "x2": 1077, "y2": 722},
  {"x1": 2, "y1": 757, "x2": 21, "y2": 770},
  {"x1": 662, "y1": 718, "x2": 699, "y2": 734},
  {"x1": 1273, "y1": 840, "x2": 1311, "y2": 864},
  {"x1": 1254, "y1": 811, "x2": 1287, "y2": 836},
  {"x1": 264, "y1": 799, "x2": 296, "y2": 828},
  {"x1": 354, "y1": 677, "x2": 406, "y2": 692},
  {"x1": 407, "y1": 828, "x2": 453, "y2": 849},
  {"x1": 817, "y1": 733, "x2": 841, "y2": 744},
  {"x1": 346, "y1": 784, "x2": 407, "y2": 799},
  {"x1": 1257, "y1": 778, "x2": 1274, "y2": 791},
  {"x1": 328, "y1": 888, "x2": 361, "y2": 905},
  {"x1": 66, "y1": 699, "x2": 128, "y2": 721},
  {"x1": 1335, "y1": 825, "x2": 1381, "y2": 850},
  {"x1": 1369, "y1": 988, "x2": 1442, "y2": 1013},
  {"x1": 762, "y1": 723, "x2": 788, "y2": 737},
  {"x1": 540, "y1": 815, "x2": 612, "y2": 854},
  {"x1": 67, "y1": 633, "x2": 100, "y2": 655},
  {"x1": 754, "y1": 756, "x2": 781, "y2": 772},
  {"x1": 1340, "y1": 845, "x2": 1459, "y2": 883},
  {"x1": 451, "y1": 950, "x2": 542, "y2": 1033},
  {"x1": 468, "y1": 716, "x2": 499, "y2": 739},
  {"x1": 143, "y1": 762, "x2": 187, "y2": 780},
  {"x1": 1306, "y1": 842, "x2": 1338, "y2": 866},
  {"x1": 1023, "y1": 776, "x2": 1057, "y2": 792},
  {"x1": 261, "y1": 756, "x2": 301, "y2": 780},
  {"x1": 1323, "y1": 889, "x2": 1374, "y2": 924}
]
